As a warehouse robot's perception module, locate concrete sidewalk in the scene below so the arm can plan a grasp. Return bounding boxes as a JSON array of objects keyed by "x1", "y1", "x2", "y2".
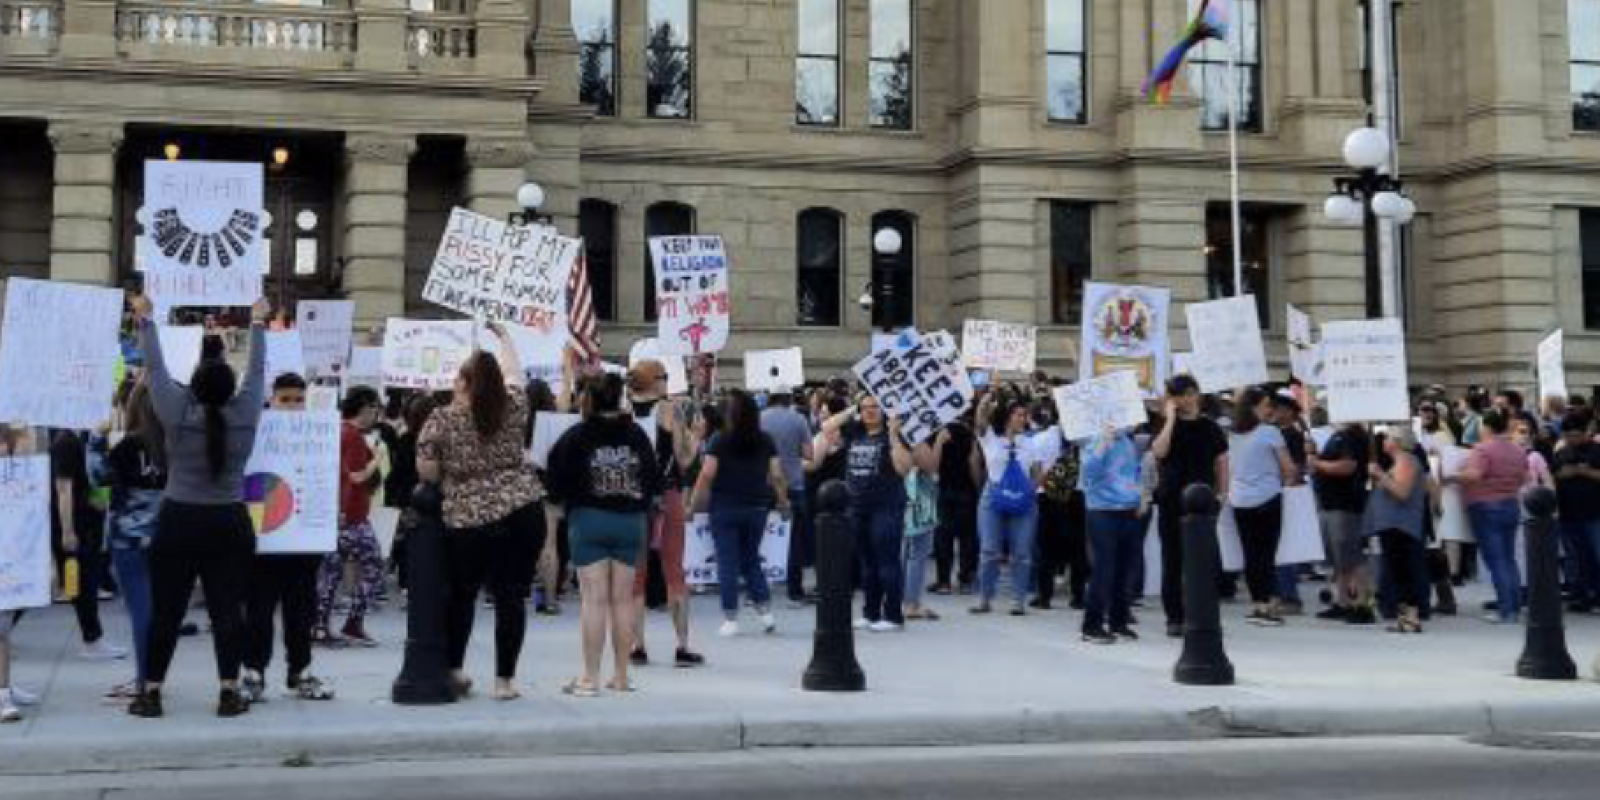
[{"x1": 4, "y1": 582, "x2": 1600, "y2": 775}]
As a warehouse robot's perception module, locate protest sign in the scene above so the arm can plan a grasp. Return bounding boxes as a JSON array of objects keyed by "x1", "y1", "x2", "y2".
[
  {"x1": 744, "y1": 347, "x2": 804, "y2": 392},
  {"x1": 346, "y1": 346, "x2": 384, "y2": 391},
  {"x1": 296, "y1": 300, "x2": 354, "y2": 380},
  {"x1": 139, "y1": 160, "x2": 265, "y2": 308},
  {"x1": 155, "y1": 325, "x2": 204, "y2": 385},
  {"x1": 0, "y1": 456, "x2": 52, "y2": 611},
  {"x1": 483, "y1": 322, "x2": 566, "y2": 394},
  {"x1": 1171, "y1": 351, "x2": 1194, "y2": 377},
  {"x1": 682, "y1": 512, "x2": 790, "y2": 586},
  {"x1": 1215, "y1": 486, "x2": 1325, "y2": 571},
  {"x1": 961, "y1": 320, "x2": 1038, "y2": 373},
  {"x1": 265, "y1": 329, "x2": 306, "y2": 387},
  {"x1": 1287, "y1": 304, "x2": 1326, "y2": 386},
  {"x1": 629, "y1": 338, "x2": 689, "y2": 396},
  {"x1": 1322, "y1": 318, "x2": 1410, "y2": 423},
  {"x1": 852, "y1": 330, "x2": 973, "y2": 445},
  {"x1": 1538, "y1": 330, "x2": 1568, "y2": 402},
  {"x1": 871, "y1": 328, "x2": 918, "y2": 355},
  {"x1": 1080, "y1": 282, "x2": 1171, "y2": 396},
  {"x1": 381, "y1": 319, "x2": 475, "y2": 391},
  {"x1": 422, "y1": 208, "x2": 578, "y2": 355},
  {"x1": 1185, "y1": 295, "x2": 1268, "y2": 393},
  {"x1": 243, "y1": 411, "x2": 340, "y2": 554},
  {"x1": 1051, "y1": 370, "x2": 1149, "y2": 442},
  {"x1": 649, "y1": 235, "x2": 730, "y2": 355},
  {"x1": 307, "y1": 386, "x2": 340, "y2": 413},
  {"x1": 0, "y1": 278, "x2": 124, "y2": 430}
]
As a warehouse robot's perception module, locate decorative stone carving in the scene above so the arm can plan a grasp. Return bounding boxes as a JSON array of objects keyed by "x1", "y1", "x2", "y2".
[
  {"x1": 47, "y1": 124, "x2": 125, "y2": 156},
  {"x1": 465, "y1": 138, "x2": 536, "y2": 169},
  {"x1": 344, "y1": 135, "x2": 418, "y2": 165}
]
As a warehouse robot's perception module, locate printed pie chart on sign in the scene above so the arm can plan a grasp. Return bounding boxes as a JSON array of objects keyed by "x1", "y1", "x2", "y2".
[{"x1": 244, "y1": 473, "x2": 295, "y2": 536}]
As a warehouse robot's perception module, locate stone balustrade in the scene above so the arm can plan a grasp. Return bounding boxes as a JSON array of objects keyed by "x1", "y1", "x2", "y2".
[
  {"x1": 0, "y1": 0, "x2": 59, "y2": 54},
  {"x1": 115, "y1": 1, "x2": 359, "y2": 54}
]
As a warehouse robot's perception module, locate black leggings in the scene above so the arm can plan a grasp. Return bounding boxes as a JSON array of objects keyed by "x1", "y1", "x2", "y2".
[
  {"x1": 445, "y1": 502, "x2": 546, "y2": 679},
  {"x1": 1233, "y1": 496, "x2": 1283, "y2": 604},
  {"x1": 146, "y1": 501, "x2": 256, "y2": 685},
  {"x1": 244, "y1": 554, "x2": 321, "y2": 680},
  {"x1": 1380, "y1": 529, "x2": 1428, "y2": 611}
]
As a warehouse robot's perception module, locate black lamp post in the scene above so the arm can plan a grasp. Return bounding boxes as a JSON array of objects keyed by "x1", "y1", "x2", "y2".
[
  {"x1": 508, "y1": 181, "x2": 553, "y2": 227},
  {"x1": 1324, "y1": 128, "x2": 1416, "y2": 319},
  {"x1": 871, "y1": 227, "x2": 903, "y2": 332}
]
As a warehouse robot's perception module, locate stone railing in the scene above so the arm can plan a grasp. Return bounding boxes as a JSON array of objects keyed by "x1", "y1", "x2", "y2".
[
  {"x1": 407, "y1": 12, "x2": 476, "y2": 63},
  {"x1": 115, "y1": 1, "x2": 358, "y2": 65},
  {"x1": 0, "y1": 0, "x2": 58, "y2": 54}
]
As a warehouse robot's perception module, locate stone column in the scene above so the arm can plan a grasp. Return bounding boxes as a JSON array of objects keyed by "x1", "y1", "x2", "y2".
[
  {"x1": 463, "y1": 137, "x2": 536, "y2": 223},
  {"x1": 48, "y1": 122, "x2": 122, "y2": 286},
  {"x1": 476, "y1": 0, "x2": 531, "y2": 79},
  {"x1": 353, "y1": 0, "x2": 408, "y2": 73},
  {"x1": 58, "y1": 0, "x2": 116, "y2": 59},
  {"x1": 530, "y1": 0, "x2": 579, "y2": 98},
  {"x1": 1114, "y1": 167, "x2": 1208, "y2": 348},
  {"x1": 342, "y1": 134, "x2": 415, "y2": 328},
  {"x1": 947, "y1": 173, "x2": 1038, "y2": 323}
]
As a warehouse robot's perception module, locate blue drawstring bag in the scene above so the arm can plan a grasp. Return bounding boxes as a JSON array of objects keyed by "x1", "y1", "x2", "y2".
[{"x1": 990, "y1": 446, "x2": 1036, "y2": 517}]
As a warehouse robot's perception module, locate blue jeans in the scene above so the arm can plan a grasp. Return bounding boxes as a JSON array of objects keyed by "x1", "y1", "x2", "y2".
[
  {"x1": 786, "y1": 489, "x2": 813, "y2": 598},
  {"x1": 1469, "y1": 499, "x2": 1522, "y2": 621},
  {"x1": 903, "y1": 533, "x2": 933, "y2": 607},
  {"x1": 978, "y1": 491, "x2": 1038, "y2": 606},
  {"x1": 852, "y1": 497, "x2": 908, "y2": 625},
  {"x1": 110, "y1": 543, "x2": 153, "y2": 685},
  {"x1": 1559, "y1": 518, "x2": 1600, "y2": 605},
  {"x1": 1276, "y1": 566, "x2": 1302, "y2": 605},
  {"x1": 1084, "y1": 509, "x2": 1142, "y2": 631},
  {"x1": 709, "y1": 504, "x2": 772, "y2": 617}
]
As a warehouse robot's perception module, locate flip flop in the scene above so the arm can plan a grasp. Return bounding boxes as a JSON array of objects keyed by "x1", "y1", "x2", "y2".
[
  {"x1": 605, "y1": 679, "x2": 638, "y2": 693},
  {"x1": 561, "y1": 679, "x2": 600, "y2": 698}
]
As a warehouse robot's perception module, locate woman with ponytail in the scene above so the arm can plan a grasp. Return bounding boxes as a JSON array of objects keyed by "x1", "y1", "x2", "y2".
[{"x1": 128, "y1": 293, "x2": 271, "y2": 719}]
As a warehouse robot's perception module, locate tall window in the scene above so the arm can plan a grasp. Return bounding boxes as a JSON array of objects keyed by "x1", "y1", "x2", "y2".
[
  {"x1": 1581, "y1": 210, "x2": 1600, "y2": 328},
  {"x1": 644, "y1": 202, "x2": 695, "y2": 321},
  {"x1": 869, "y1": 0, "x2": 913, "y2": 129},
  {"x1": 797, "y1": 209, "x2": 844, "y2": 326},
  {"x1": 647, "y1": 0, "x2": 693, "y2": 118},
  {"x1": 871, "y1": 211, "x2": 915, "y2": 329},
  {"x1": 574, "y1": 0, "x2": 617, "y2": 116},
  {"x1": 1188, "y1": 0, "x2": 1261, "y2": 132},
  {"x1": 1205, "y1": 203, "x2": 1273, "y2": 327},
  {"x1": 1050, "y1": 202, "x2": 1092, "y2": 325},
  {"x1": 1046, "y1": 0, "x2": 1087, "y2": 123},
  {"x1": 1573, "y1": 0, "x2": 1600, "y2": 130},
  {"x1": 579, "y1": 199, "x2": 617, "y2": 322},
  {"x1": 797, "y1": 0, "x2": 841, "y2": 126}
]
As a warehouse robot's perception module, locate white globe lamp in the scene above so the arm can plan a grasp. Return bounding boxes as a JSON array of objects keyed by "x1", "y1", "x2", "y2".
[
  {"x1": 516, "y1": 182, "x2": 545, "y2": 214},
  {"x1": 1343, "y1": 127, "x2": 1391, "y2": 171},
  {"x1": 873, "y1": 228, "x2": 903, "y2": 256}
]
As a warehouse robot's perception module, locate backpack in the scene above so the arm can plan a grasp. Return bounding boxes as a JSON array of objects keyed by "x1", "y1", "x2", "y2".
[
  {"x1": 1042, "y1": 446, "x2": 1080, "y2": 505},
  {"x1": 990, "y1": 445, "x2": 1037, "y2": 517}
]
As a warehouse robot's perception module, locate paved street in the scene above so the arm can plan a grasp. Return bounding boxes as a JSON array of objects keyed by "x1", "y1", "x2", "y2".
[{"x1": 4, "y1": 580, "x2": 1600, "y2": 777}]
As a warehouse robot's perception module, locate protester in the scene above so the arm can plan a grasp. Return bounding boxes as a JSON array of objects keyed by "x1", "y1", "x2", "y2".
[
  {"x1": 51, "y1": 425, "x2": 125, "y2": 662},
  {"x1": 1034, "y1": 438, "x2": 1084, "y2": 610},
  {"x1": 1079, "y1": 427, "x2": 1143, "y2": 644},
  {"x1": 129, "y1": 293, "x2": 272, "y2": 719},
  {"x1": 313, "y1": 386, "x2": 386, "y2": 648},
  {"x1": 547, "y1": 373, "x2": 662, "y2": 695},
  {"x1": 1309, "y1": 422, "x2": 1374, "y2": 624},
  {"x1": 689, "y1": 389, "x2": 786, "y2": 637},
  {"x1": 760, "y1": 387, "x2": 815, "y2": 605},
  {"x1": 972, "y1": 391, "x2": 1048, "y2": 617},
  {"x1": 388, "y1": 392, "x2": 436, "y2": 594},
  {"x1": 1456, "y1": 409, "x2": 1528, "y2": 624},
  {"x1": 1226, "y1": 387, "x2": 1297, "y2": 627},
  {"x1": 902, "y1": 458, "x2": 941, "y2": 621},
  {"x1": 931, "y1": 414, "x2": 980, "y2": 595},
  {"x1": 1151, "y1": 375, "x2": 1230, "y2": 638},
  {"x1": 1369, "y1": 427, "x2": 1428, "y2": 633},
  {"x1": 0, "y1": 424, "x2": 43, "y2": 723},
  {"x1": 1269, "y1": 393, "x2": 1309, "y2": 614},
  {"x1": 417, "y1": 326, "x2": 545, "y2": 701},
  {"x1": 1553, "y1": 414, "x2": 1600, "y2": 613},
  {"x1": 1511, "y1": 414, "x2": 1555, "y2": 490},
  {"x1": 818, "y1": 395, "x2": 914, "y2": 631}
]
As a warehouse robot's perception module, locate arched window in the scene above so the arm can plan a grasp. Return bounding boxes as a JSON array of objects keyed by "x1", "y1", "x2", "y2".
[
  {"x1": 644, "y1": 201, "x2": 695, "y2": 321},
  {"x1": 796, "y1": 208, "x2": 843, "y2": 326},
  {"x1": 647, "y1": 0, "x2": 694, "y2": 118},
  {"x1": 578, "y1": 199, "x2": 617, "y2": 321},
  {"x1": 870, "y1": 210, "x2": 915, "y2": 329}
]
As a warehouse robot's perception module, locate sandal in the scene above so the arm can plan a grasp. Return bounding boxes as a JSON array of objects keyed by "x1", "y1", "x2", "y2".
[
  {"x1": 561, "y1": 679, "x2": 600, "y2": 698},
  {"x1": 492, "y1": 681, "x2": 523, "y2": 701},
  {"x1": 605, "y1": 678, "x2": 638, "y2": 693}
]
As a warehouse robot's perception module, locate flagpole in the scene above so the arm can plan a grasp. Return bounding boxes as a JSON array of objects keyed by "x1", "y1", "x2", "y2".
[{"x1": 1226, "y1": 7, "x2": 1244, "y2": 300}]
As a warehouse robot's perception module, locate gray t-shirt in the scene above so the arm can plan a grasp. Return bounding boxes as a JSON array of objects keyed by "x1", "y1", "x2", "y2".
[
  {"x1": 1228, "y1": 424, "x2": 1286, "y2": 510},
  {"x1": 760, "y1": 405, "x2": 811, "y2": 491}
]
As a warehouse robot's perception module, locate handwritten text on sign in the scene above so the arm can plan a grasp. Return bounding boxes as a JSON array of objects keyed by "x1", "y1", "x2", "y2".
[
  {"x1": 1052, "y1": 370, "x2": 1149, "y2": 443},
  {"x1": 0, "y1": 278, "x2": 124, "y2": 430},
  {"x1": 140, "y1": 160, "x2": 265, "y2": 308},
  {"x1": 0, "y1": 455, "x2": 52, "y2": 611},
  {"x1": 1185, "y1": 295, "x2": 1268, "y2": 393},
  {"x1": 243, "y1": 411, "x2": 341, "y2": 555},
  {"x1": 1322, "y1": 318, "x2": 1410, "y2": 423},
  {"x1": 962, "y1": 320, "x2": 1038, "y2": 373},
  {"x1": 649, "y1": 236, "x2": 730, "y2": 356},
  {"x1": 423, "y1": 208, "x2": 578, "y2": 348},
  {"x1": 852, "y1": 330, "x2": 974, "y2": 446},
  {"x1": 381, "y1": 318, "x2": 475, "y2": 391}
]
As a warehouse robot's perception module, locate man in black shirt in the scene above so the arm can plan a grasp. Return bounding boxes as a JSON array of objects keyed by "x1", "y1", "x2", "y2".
[
  {"x1": 1309, "y1": 423, "x2": 1374, "y2": 623},
  {"x1": 52, "y1": 429, "x2": 126, "y2": 661},
  {"x1": 931, "y1": 416, "x2": 981, "y2": 594},
  {"x1": 1150, "y1": 376, "x2": 1230, "y2": 637},
  {"x1": 1554, "y1": 415, "x2": 1600, "y2": 612}
]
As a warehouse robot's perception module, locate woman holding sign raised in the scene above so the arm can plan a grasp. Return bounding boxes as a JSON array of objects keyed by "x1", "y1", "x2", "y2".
[
  {"x1": 819, "y1": 395, "x2": 916, "y2": 632},
  {"x1": 127, "y1": 293, "x2": 271, "y2": 719}
]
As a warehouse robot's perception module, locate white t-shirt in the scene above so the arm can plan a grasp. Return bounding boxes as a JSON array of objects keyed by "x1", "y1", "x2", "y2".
[
  {"x1": 980, "y1": 430, "x2": 1049, "y2": 487},
  {"x1": 1228, "y1": 424, "x2": 1287, "y2": 509}
]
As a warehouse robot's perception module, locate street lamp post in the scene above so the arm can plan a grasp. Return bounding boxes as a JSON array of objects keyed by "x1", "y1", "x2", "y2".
[
  {"x1": 872, "y1": 227, "x2": 903, "y2": 332},
  {"x1": 1324, "y1": 127, "x2": 1416, "y2": 320},
  {"x1": 509, "y1": 181, "x2": 551, "y2": 227}
]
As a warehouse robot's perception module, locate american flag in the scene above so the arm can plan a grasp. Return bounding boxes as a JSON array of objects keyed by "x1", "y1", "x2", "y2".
[{"x1": 567, "y1": 244, "x2": 602, "y2": 364}]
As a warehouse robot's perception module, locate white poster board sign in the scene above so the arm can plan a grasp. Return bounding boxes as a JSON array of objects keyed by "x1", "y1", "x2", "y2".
[
  {"x1": 852, "y1": 330, "x2": 973, "y2": 446},
  {"x1": 1171, "y1": 351, "x2": 1194, "y2": 377},
  {"x1": 1538, "y1": 330, "x2": 1568, "y2": 402},
  {"x1": 1215, "y1": 486, "x2": 1326, "y2": 571},
  {"x1": 1185, "y1": 295, "x2": 1268, "y2": 393},
  {"x1": 0, "y1": 456, "x2": 52, "y2": 611},
  {"x1": 156, "y1": 325, "x2": 204, "y2": 385},
  {"x1": 682, "y1": 512, "x2": 790, "y2": 586},
  {"x1": 629, "y1": 338, "x2": 689, "y2": 396},
  {"x1": 346, "y1": 346, "x2": 384, "y2": 392},
  {"x1": 871, "y1": 328, "x2": 918, "y2": 356},
  {"x1": 243, "y1": 411, "x2": 340, "y2": 554},
  {"x1": 482, "y1": 322, "x2": 567, "y2": 395},
  {"x1": 1080, "y1": 282, "x2": 1172, "y2": 396},
  {"x1": 265, "y1": 329, "x2": 306, "y2": 387},
  {"x1": 745, "y1": 347, "x2": 805, "y2": 392},
  {"x1": 1051, "y1": 370, "x2": 1149, "y2": 442},
  {"x1": 139, "y1": 160, "x2": 265, "y2": 308},
  {"x1": 961, "y1": 320, "x2": 1038, "y2": 373},
  {"x1": 1323, "y1": 318, "x2": 1410, "y2": 423},
  {"x1": 0, "y1": 279, "x2": 124, "y2": 430},
  {"x1": 297, "y1": 300, "x2": 354, "y2": 380},
  {"x1": 381, "y1": 319, "x2": 475, "y2": 391},
  {"x1": 649, "y1": 235, "x2": 730, "y2": 355},
  {"x1": 1286, "y1": 304, "x2": 1326, "y2": 386},
  {"x1": 422, "y1": 208, "x2": 578, "y2": 355}
]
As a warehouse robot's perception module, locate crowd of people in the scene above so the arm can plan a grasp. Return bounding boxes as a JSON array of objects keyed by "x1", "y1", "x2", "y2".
[{"x1": 4, "y1": 304, "x2": 1599, "y2": 724}]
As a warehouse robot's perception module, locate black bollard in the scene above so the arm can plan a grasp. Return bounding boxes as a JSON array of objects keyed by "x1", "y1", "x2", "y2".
[
  {"x1": 803, "y1": 480, "x2": 865, "y2": 692},
  {"x1": 1516, "y1": 486, "x2": 1577, "y2": 681},
  {"x1": 392, "y1": 484, "x2": 457, "y2": 704},
  {"x1": 1174, "y1": 484, "x2": 1235, "y2": 686}
]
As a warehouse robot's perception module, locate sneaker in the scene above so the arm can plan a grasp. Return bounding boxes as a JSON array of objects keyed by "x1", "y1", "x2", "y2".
[
  {"x1": 718, "y1": 620, "x2": 739, "y2": 638},
  {"x1": 1316, "y1": 605, "x2": 1351, "y2": 621},
  {"x1": 868, "y1": 620, "x2": 903, "y2": 633},
  {"x1": 760, "y1": 613, "x2": 777, "y2": 634},
  {"x1": 340, "y1": 622, "x2": 379, "y2": 648},
  {"x1": 1344, "y1": 607, "x2": 1377, "y2": 625},
  {"x1": 80, "y1": 640, "x2": 128, "y2": 661},
  {"x1": 290, "y1": 674, "x2": 335, "y2": 701},
  {"x1": 1246, "y1": 610, "x2": 1285, "y2": 627},
  {"x1": 968, "y1": 602, "x2": 992, "y2": 615},
  {"x1": 239, "y1": 671, "x2": 266, "y2": 705},
  {"x1": 1, "y1": 691, "x2": 22, "y2": 724},
  {"x1": 217, "y1": 688, "x2": 250, "y2": 718},
  {"x1": 1111, "y1": 626, "x2": 1140, "y2": 642},
  {"x1": 127, "y1": 689, "x2": 164, "y2": 719},
  {"x1": 629, "y1": 648, "x2": 649, "y2": 666},
  {"x1": 1081, "y1": 628, "x2": 1116, "y2": 645},
  {"x1": 852, "y1": 618, "x2": 872, "y2": 630},
  {"x1": 674, "y1": 648, "x2": 706, "y2": 668}
]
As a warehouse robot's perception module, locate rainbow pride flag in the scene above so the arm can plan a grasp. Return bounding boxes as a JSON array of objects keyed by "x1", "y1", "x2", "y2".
[{"x1": 1143, "y1": 0, "x2": 1232, "y2": 104}]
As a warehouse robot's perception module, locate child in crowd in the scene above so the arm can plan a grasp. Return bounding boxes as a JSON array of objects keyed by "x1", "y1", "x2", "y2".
[{"x1": 902, "y1": 461, "x2": 941, "y2": 621}]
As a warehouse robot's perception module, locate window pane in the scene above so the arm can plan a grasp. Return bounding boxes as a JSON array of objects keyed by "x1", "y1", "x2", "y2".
[
  {"x1": 647, "y1": 45, "x2": 692, "y2": 117},
  {"x1": 1047, "y1": 54, "x2": 1084, "y2": 122},
  {"x1": 1194, "y1": 63, "x2": 1259, "y2": 131},
  {"x1": 1206, "y1": 204, "x2": 1272, "y2": 327},
  {"x1": 797, "y1": 58, "x2": 839, "y2": 125},
  {"x1": 579, "y1": 44, "x2": 616, "y2": 115},
  {"x1": 797, "y1": 210, "x2": 842, "y2": 327},
  {"x1": 580, "y1": 200, "x2": 617, "y2": 321},
  {"x1": 799, "y1": 0, "x2": 839, "y2": 56},
  {"x1": 1050, "y1": 202, "x2": 1091, "y2": 326},
  {"x1": 1574, "y1": 0, "x2": 1600, "y2": 61},
  {"x1": 294, "y1": 237, "x2": 317, "y2": 276},
  {"x1": 870, "y1": 58, "x2": 913, "y2": 128},
  {"x1": 649, "y1": 0, "x2": 691, "y2": 47},
  {"x1": 1191, "y1": 0, "x2": 1257, "y2": 64},
  {"x1": 1575, "y1": 64, "x2": 1600, "y2": 130},
  {"x1": 1046, "y1": 0, "x2": 1083, "y2": 53},
  {"x1": 870, "y1": 0, "x2": 911, "y2": 59},
  {"x1": 573, "y1": 0, "x2": 615, "y2": 45}
]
